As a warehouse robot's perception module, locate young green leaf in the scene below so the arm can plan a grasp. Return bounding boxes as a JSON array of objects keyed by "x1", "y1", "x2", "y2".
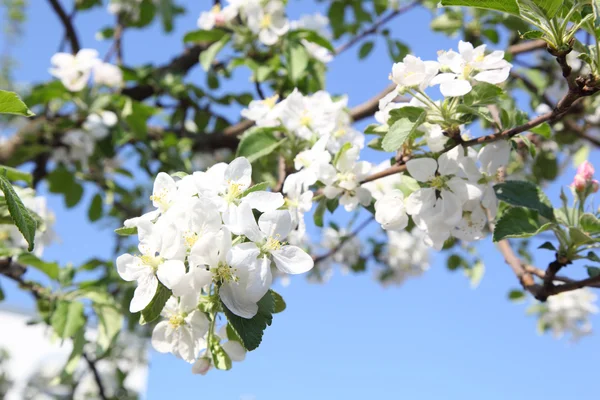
[
  {"x1": 209, "y1": 336, "x2": 232, "y2": 370},
  {"x1": 200, "y1": 34, "x2": 231, "y2": 71},
  {"x1": 440, "y1": 0, "x2": 521, "y2": 16},
  {"x1": 0, "y1": 90, "x2": 35, "y2": 117},
  {"x1": 0, "y1": 174, "x2": 37, "y2": 251},
  {"x1": 235, "y1": 128, "x2": 286, "y2": 163},
  {"x1": 493, "y1": 207, "x2": 554, "y2": 242},
  {"x1": 381, "y1": 108, "x2": 425, "y2": 152},
  {"x1": 51, "y1": 301, "x2": 86, "y2": 338},
  {"x1": 183, "y1": 29, "x2": 227, "y2": 43}
]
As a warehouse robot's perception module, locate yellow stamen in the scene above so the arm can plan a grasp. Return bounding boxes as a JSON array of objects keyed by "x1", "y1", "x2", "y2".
[
  {"x1": 260, "y1": 14, "x2": 272, "y2": 29},
  {"x1": 263, "y1": 94, "x2": 279, "y2": 109},
  {"x1": 211, "y1": 262, "x2": 239, "y2": 284},
  {"x1": 169, "y1": 314, "x2": 185, "y2": 329}
]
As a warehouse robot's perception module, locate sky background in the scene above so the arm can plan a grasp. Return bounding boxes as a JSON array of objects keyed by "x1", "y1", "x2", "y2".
[{"x1": 1, "y1": 1, "x2": 600, "y2": 399}]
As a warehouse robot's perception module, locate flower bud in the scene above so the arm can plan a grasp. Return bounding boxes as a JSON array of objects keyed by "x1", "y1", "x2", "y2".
[
  {"x1": 192, "y1": 357, "x2": 211, "y2": 375},
  {"x1": 576, "y1": 161, "x2": 595, "y2": 181},
  {"x1": 572, "y1": 174, "x2": 587, "y2": 193},
  {"x1": 592, "y1": 180, "x2": 599, "y2": 194}
]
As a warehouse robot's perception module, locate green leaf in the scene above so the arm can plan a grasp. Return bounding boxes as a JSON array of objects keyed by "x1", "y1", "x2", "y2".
[
  {"x1": 314, "y1": 197, "x2": 327, "y2": 228},
  {"x1": 115, "y1": 226, "x2": 138, "y2": 236},
  {"x1": 569, "y1": 227, "x2": 595, "y2": 246},
  {"x1": 493, "y1": 207, "x2": 554, "y2": 241},
  {"x1": 521, "y1": 0, "x2": 563, "y2": 18},
  {"x1": 236, "y1": 128, "x2": 286, "y2": 163},
  {"x1": 465, "y1": 260, "x2": 485, "y2": 288},
  {"x1": 494, "y1": 181, "x2": 554, "y2": 220},
  {"x1": 586, "y1": 251, "x2": 600, "y2": 263},
  {"x1": 93, "y1": 303, "x2": 122, "y2": 352},
  {"x1": 0, "y1": 166, "x2": 32, "y2": 185},
  {"x1": 209, "y1": 336, "x2": 232, "y2": 370},
  {"x1": 464, "y1": 82, "x2": 504, "y2": 106},
  {"x1": 88, "y1": 194, "x2": 103, "y2": 222},
  {"x1": 326, "y1": 198, "x2": 339, "y2": 213},
  {"x1": 382, "y1": 108, "x2": 425, "y2": 152},
  {"x1": 221, "y1": 291, "x2": 274, "y2": 351},
  {"x1": 0, "y1": 90, "x2": 35, "y2": 117},
  {"x1": 358, "y1": 41, "x2": 375, "y2": 59},
  {"x1": 242, "y1": 182, "x2": 269, "y2": 197},
  {"x1": 538, "y1": 241, "x2": 557, "y2": 251},
  {"x1": 270, "y1": 290, "x2": 286, "y2": 314},
  {"x1": 441, "y1": 0, "x2": 521, "y2": 16},
  {"x1": 508, "y1": 289, "x2": 526, "y2": 301},
  {"x1": 587, "y1": 266, "x2": 600, "y2": 277},
  {"x1": 291, "y1": 29, "x2": 335, "y2": 53},
  {"x1": 64, "y1": 328, "x2": 86, "y2": 375},
  {"x1": 520, "y1": 30, "x2": 544, "y2": 39},
  {"x1": 200, "y1": 34, "x2": 231, "y2": 71},
  {"x1": 530, "y1": 122, "x2": 551, "y2": 138},
  {"x1": 17, "y1": 253, "x2": 59, "y2": 280},
  {"x1": 581, "y1": 213, "x2": 600, "y2": 234},
  {"x1": 140, "y1": 283, "x2": 171, "y2": 325},
  {"x1": 0, "y1": 174, "x2": 37, "y2": 251},
  {"x1": 289, "y1": 44, "x2": 309, "y2": 83},
  {"x1": 51, "y1": 301, "x2": 86, "y2": 339},
  {"x1": 184, "y1": 29, "x2": 227, "y2": 43}
]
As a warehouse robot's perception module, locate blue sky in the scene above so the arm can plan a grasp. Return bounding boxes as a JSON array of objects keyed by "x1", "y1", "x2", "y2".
[{"x1": 2, "y1": 1, "x2": 600, "y2": 399}]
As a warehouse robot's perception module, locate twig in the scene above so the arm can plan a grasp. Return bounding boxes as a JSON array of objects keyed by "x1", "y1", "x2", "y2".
[
  {"x1": 46, "y1": 0, "x2": 80, "y2": 53},
  {"x1": 507, "y1": 40, "x2": 546, "y2": 55},
  {"x1": 273, "y1": 156, "x2": 287, "y2": 193},
  {"x1": 83, "y1": 353, "x2": 108, "y2": 400},
  {"x1": 313, "y1": 216, "x2": 375, "y2": 263},
  {"x1": 334, "y1": 1, "x2": 421, "y2": 56}
]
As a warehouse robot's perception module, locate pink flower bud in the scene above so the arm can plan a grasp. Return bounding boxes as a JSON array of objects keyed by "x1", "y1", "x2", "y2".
[
  {"x1": 592, "y1": 180, "x2": 599, "y2": 193},
  {"x1": 576, "y1": 161, "x2": 595, "y2": 181},
  {"x1": 214, "y1": 13, "x2": 226, "y2": 26},
  {"x1": 572, "y1": 175, "x2": 587, "y2": 192}
]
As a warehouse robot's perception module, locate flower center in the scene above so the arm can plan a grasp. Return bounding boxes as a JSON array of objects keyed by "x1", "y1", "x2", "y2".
[
  {"x1": 260, "y1": 14, "x2": 272, "y2": 29},
  {"x1": 337, "y1": 171, "x2": 356, "y2": 182},
  {"x1": 300, "y1": 114, "x2": 312, "y2": 127},
  {"x1": 333, "y1": 128, "x2": 346, "y2": 138},
  {"x1": 150, "y1": 189, "x2": 170, "y2": 210},
  {"x1": 169, "y1": 314, "x2": 186, "y2": 329},
  {"x1": 184, "y1": 231, "x2": 199, "y2": 249},
  {"x1": 263, "y1": 236, "x2": 283, "y2": 253},
  {"x1": 263, "y1": 94, "x2": 279, "y2": 109},
  {"x1": 430, "y1": 175, "x2": 446, "y2": 190},
  {"x1": 225, "y1": 181, "x2": 244, "y2": 203},
  {"x1": 211, "y1": 262, "x2": 238, "y2": 284},
  {"x1": 140, "y1": 254, "x2": 164, "y2": 272}
]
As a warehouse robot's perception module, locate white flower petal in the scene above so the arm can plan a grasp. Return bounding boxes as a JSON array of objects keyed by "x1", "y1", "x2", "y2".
[
  {"x1": 225, "y1": 157, "x2": 252, "y2": 188},
  {"x1": 258, "y1": 210, "x2": 293, "y2": 239},
  {"x1": 243, "y1": 191, "x2": 284, "y2": 212},
  {"x1": 406, "y1": 158, "x2": 437, "y2": 182},
  {"x1": 272, "y1": 245, "x2": 314, "y2": 274},
  {"x1": 440, "y1": 79, "x2": 472, "y2": 97},
  {"x1": 130, "y1": 273, "x2": 158, "y2": 313},
  {"x1": 222, "y1": 341, "x2": 246, "y2": 362},
  {"x1": 157, "y1": 260, "x2": 186, "y2": 289},
  {"x1": 151, "y1": 321, "x2": 172, "y2": 353}
]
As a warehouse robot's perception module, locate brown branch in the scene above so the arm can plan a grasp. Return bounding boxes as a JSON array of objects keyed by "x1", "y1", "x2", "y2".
[
  {"x1": 0, "y1": 258, "x2": 44, "y2": 300},
  {"x1": 313, "y1": 216, "x2": 375, "y2": 263},
  {"x1": 334, "y1": 1, "x2": 421, "y2": 56},
  {"x1": 46, "y1": 0, "x2": 80, "y2": 54},
  {"x1": 544, "y1": 275, "x2": 600, "y2": 295},
  {"x1": 83, "y1": 353, "x2": 108, "y2": 400},
  {"x1": 507, "y1": 40, "x2": 546, "y2": 56}
]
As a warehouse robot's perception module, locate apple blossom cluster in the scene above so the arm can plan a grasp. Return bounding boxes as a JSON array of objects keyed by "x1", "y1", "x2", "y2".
[
  {"x1": 374, "y1": 141, "x2": 511, "y2": 249},
  {"x1": 116, "y1": 157, "x2": 314, "y2": 370},
  {"x1": 531, "y1": 286, "x2": 598, "y2": 341},
  {"x1": 52, "y1": 111, "x2": 118, "y2": 170},
  {"x1": 290, "y1": 13, "x2": 334, "y2": 63},
  {"x1": 49, "y1": 49, "x2": 123, "y2": 92},
  {"x1": 0, "y1": 187, "x2": 57, "y2": 258},
  {"x1": 390, "y1": 40, "x2": 511, "y2": 98},
  {"x1": 377, "y1": 230, "x2": 430, "y2": 287},
  {"x1": 198, "y1": 0, "x2": 290, "y2": 46}
]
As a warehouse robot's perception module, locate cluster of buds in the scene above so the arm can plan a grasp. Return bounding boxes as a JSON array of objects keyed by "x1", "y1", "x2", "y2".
[{"x1": 572, "y1": 161, "x2": 599, "y2": 198}]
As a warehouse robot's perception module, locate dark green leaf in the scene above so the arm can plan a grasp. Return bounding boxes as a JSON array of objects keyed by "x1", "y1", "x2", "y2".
[
  {"x1": 538, "y1": 241, "x2": 557, "y2": 251},
  {"x1": 270, "y1": 290, "x2": 286, "y2": 314},
  {"x1": 494, "y1": 181, "x2": 554, "y2": 220},
  {"x1": 221, "y1": 291, "x2": 274, "y2": 351},
  {"x1": 314, "y1": 197, "x2": 326, "y2": 228},
  {"x1": 140, "y1": 283, "x2": 171, "y2": 325},
  {"x1": 358, "y1": 41, "x2": 375, "y2": 59},
  {"x1": 184, "y1": 29, "x2": 227, "y2": 43},
  {"x1": 587, "y1": 266, "x2": 600, "y2": 277},
  {"x1": 508, "y1": 289, "x2": 526, "y2": 301},
  {"x1": 493, "y1": 207, "x2": 554, "y2": 241},
  {"x1": 88, "y1": 194, "x2": 103, "y2": 222}
]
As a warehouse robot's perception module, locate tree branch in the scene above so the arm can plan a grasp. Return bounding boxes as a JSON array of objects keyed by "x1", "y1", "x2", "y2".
[
  {"x1": 334, "y1": 1, "x2": 421, "y2": 56},
  {"x1": 313, "y1": 216, "x2": 374, "y2": 263},
  {"x1": 46, "y1": 0, "x2": 80, "y2": 54},
  {"x1": 83, "y1": 353, "x2": 108, "y2": 400}
]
